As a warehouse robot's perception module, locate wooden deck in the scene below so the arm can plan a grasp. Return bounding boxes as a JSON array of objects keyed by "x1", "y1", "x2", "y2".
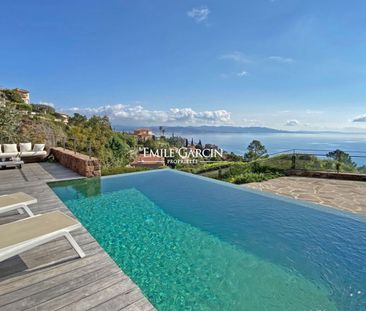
[{"x1": 0, "y1": 163, "x2": 155, "y2": 311}]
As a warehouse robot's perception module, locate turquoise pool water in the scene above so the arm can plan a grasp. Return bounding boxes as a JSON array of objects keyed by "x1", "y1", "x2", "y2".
[{"x1": 49, "y1": 170, "x2": 366, "y2": 311}]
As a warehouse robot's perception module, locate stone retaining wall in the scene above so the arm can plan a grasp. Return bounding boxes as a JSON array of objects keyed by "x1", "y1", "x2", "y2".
[
  {"x1": 285, "y1": 169, "x2": 366, "y2": 182},
  {"x1": 51, "y1": 147, "x2": 101, "y2": 177}
]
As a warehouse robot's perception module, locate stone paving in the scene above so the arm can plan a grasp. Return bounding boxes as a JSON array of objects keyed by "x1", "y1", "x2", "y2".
[{"x1": 245, "y1": 176, "x2": 366, "y2": 215}]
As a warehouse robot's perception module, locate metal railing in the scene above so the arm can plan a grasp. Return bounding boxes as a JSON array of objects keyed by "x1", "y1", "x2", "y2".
[
  {"x1": 56, "y1": 137, "x2": 93, "y2": 159},
  {"x1": 258, "y1": 149, "x2": 366, "y2": 173}
]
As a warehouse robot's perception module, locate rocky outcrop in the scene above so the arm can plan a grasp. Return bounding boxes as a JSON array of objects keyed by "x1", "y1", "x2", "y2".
[{"x1": 51, "y1": 147, "x2": 101, "y2": 177}]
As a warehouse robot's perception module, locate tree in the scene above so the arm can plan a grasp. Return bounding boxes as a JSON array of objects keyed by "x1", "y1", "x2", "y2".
[
  {"x1": 167, "y1": 136, "x2": 186, "y2": 148},
  {"x1": 244, "y1": 140, "x2": 267, "y2": 161},
  {"x1": 1, "y1": 89, "x2": 24, "y2": 103},
  {"x1": 326, "y1": 149, "x2": 355, "y2": 167},
  {"x1": 68, "y1": 113, "x2": 87, "y2": 126},
  {"x1": 196, "y1": 139, "x2": 203, "y2": 150},
  {"x1": 31, "y1": 103, "x2": 55, "y2": 115},
  {"x1": 0, "y1": 104, "x2": 21, "y2": 142}
]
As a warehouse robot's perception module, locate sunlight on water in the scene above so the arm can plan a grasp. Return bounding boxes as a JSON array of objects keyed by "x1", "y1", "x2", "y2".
[{"x1": 65, "y1": 188, "x2": 338, "y2": 311}]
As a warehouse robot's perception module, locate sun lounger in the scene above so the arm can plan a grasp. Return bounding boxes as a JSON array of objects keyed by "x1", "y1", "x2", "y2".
[
  {"x1": 0, "y1": 211, "x2": 85, "y2": 262},
  {"x1": 0, "y1": 192, "x2": 37, "y2": 217}
]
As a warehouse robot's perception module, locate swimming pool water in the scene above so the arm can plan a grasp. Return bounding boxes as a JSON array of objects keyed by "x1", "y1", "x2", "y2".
[{"x1": 49, "y1": 170, "x2": 366, "y2": 311}]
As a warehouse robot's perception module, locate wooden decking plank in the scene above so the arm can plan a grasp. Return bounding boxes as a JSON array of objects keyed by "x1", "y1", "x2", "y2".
[
  {"x1": 89, "y1": 288, "x2": 146, "y2": 311},
  {"x1": 58, "y1": 279, "x2": 139, "y2": 311},
  {"x1": 25, "y1": 273, "x2": 128, "y2": 311},
  {"x1": 121, "y1": 298, "x2": 155, "y2": 311},
  {"x1": 0, "y1": 257, "x2": 116, "y2": 307},
  {"x1": 0, "y1": 264, "x2": 121, "y2": 310},
  {"x1": 0, "y1": 163, "x2": 155, "y2": 310},
  {"x1": 0, "y1": 252, "x2": 109, "y2": 295},
  {"x1": 17, "y1": 240, "x2": 101, "y2": 269}
]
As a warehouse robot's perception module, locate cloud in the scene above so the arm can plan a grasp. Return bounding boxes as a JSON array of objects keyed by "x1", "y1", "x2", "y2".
[
  {"x1": 285, "y1": 119, "x2": 300, "y2": 126},
  {"x1": 38, "y1": 101, "x2": 54, "y2": 108},
  {"x1": 352, "y1": 114, "x2": 366, "y2": 122},
  {"x1": 219, "y1": 51, "x2": 250, "y2": 63},
  {"x1": 187, "y1": 6, "x2": 210, "y2": 23},
  {"x1": 268, "y1": 56, "x2": 294, "y2": 63},
  {"x1": 64, "y1": 104, "x2": 231, "y2": 125},
  {"x1": 237, "y1": 71, "x2": 248, "y2": 77},
  {"x1": 220, "y1": 71, "x2": 248, "y2": 79}
]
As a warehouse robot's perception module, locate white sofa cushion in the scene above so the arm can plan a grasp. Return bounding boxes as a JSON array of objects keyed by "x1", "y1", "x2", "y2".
[
  {"x1": 0, "y1": 153, "x2": 18, "y2": 158},
  {"x1": 33, "y1": 144, "x2": 45, "y2": 152},
  {"x1": 21, "y1": 151, "x2": 47, "y2": 157},
  {"x1": 3, "y1": 144, "x2": 18, "y2": 153},
  {"x1": 0, "y1": 144, "x2": 2, "y2": 154},
  {"x1": 19, "y1": 143, "x2": 32, "y2": 152}
]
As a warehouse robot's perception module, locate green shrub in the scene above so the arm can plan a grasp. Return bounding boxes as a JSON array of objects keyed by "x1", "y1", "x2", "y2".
[
  {"x1": 101, "y1": 166, "x2": 148, "y2": 176},
  {"x1": 227, "y1": 172, "x2": 283, "y2": 184}
]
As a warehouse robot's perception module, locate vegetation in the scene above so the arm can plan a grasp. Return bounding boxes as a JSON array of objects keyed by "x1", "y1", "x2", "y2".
[
  {"x1": 0, "y1": 104, "x2": 21, "y2": 143},
  {"x1": 178, "y1": 141, "x2": 365, "y2": 184},
  {"x1": 0, "y1": 89, "x2": 138, "y2": 171},
  {"x1": 0, "y1": 89, "x2": 24, "y2": 103},
  {"x1": 1, "y1": 89, "x2": 365, "y2": 181},
  {"x1": 244, "y1": 140, "x2": 267, "y2": 161},
  {"x1": 102, "y1": 166, "x2": 148, "y2": 176},
  {"x1": 180, "y1": 161, "x2": 284, "y2": 184}
]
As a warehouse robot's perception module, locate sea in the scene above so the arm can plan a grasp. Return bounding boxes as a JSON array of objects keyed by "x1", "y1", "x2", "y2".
[{"x1": 168, "y1": 131, "x2": 366, "y2": 166}]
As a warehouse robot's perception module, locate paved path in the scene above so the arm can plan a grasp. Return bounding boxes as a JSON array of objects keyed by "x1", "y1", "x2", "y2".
[
  {"x1": 245, "y1": 176, "x2": 366, "y2": 214},
  {"x1": 0, "y1": 163, "x2": 154, "y2": 311}
]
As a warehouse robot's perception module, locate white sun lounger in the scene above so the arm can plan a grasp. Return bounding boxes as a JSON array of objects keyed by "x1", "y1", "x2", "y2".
[
  {"x1": 0, "y1": 192, "x2": 37, "y2": 217},
  {"x1": 0, "y1": 211, "x2": 85, "y2": 262}
]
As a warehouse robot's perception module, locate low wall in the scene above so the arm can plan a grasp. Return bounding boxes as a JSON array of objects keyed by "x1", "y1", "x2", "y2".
[
  {"x1": 51, "y1": 147, "x2": 101, "y2": 177},
  {"x1": 285, "y1": 169, "x2": 366, "y2": 182}
]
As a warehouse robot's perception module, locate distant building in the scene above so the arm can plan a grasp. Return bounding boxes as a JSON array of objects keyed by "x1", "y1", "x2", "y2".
[
  {"x1": 186, "y1": 144, "x2": 196, "y2": 152},
  {"x1": 15, "y1": 88, "x2": 30, "y2": 104},
  {"x1": 134, "y1": 128, "x2": 154, "y2": 141},
  {"x1": 131, "y1": 154, "x2": 165, "y2": 168},
  {"x1": 204, "y1": 144, "x2": 219, "y2": 150},
  {"x1": 60, "y1": 113, "x2": 69, "y2": 124}
]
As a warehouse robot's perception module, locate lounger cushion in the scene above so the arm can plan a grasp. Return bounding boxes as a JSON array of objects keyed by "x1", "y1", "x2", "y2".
[
  {"x1": 33, "y1": 144, "x2": 45, "y2": 152},
  {"x1": 0, "y1": 211, "x2": 79, "y2": 249},
  {"x1": 0, "y1": 192, "x2": 37, "y2": 209},
  {"x1": 19, "y1": 143, "x2": 32, "y2": 152},
  {"x1": 3, "y1": 144, "x2": 18, "y2": 153},
  {"x1": 0, "y1": 144, "x2": 2, "y2": 154}
]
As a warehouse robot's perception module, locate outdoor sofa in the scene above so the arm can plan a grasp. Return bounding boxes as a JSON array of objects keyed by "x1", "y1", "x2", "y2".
[{"x1": 0, "y1": 143, "x2": 47, "y2": 162}]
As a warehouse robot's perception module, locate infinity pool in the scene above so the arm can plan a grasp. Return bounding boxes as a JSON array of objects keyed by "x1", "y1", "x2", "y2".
[{"x1": 49, "y1": 169, "x2": 366, "y2": 311}]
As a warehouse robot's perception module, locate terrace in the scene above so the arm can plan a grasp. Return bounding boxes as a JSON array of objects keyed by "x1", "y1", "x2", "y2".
[
  {"x1": 245, "y1": 176, "x2": 366, "y2": 214},
  {"x1": 0, "y1": 163, "x2": 154, "y2": 311}
]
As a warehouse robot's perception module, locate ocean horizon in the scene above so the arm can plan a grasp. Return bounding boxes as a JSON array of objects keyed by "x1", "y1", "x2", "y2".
[{"x1": 162, "y1": 130, "x2": 366, "y2": 166}]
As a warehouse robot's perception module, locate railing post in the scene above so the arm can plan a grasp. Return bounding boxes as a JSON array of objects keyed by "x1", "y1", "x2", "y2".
[
  {"x1": 88, "y1": 140, "x2": 92, "y2": 159},
  {"x1": 73, "y1": 138, "x2": 76, "y2": 154},
  {"x1": 63, "y1": 137, "x2": 66, "y2": 150},
  {"x1": 291, "y1": 149, "x2": 296, "y2": 170}
]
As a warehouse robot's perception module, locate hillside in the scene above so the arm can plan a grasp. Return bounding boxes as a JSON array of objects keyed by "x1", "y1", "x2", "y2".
[{"x1": 0, "y1": 89, "x2": 138, "y2": 168}]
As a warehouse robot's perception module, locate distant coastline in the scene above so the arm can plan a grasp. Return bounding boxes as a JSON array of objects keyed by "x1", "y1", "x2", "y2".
[{"x1": 115, "y1": 125, "x2": 366, "y2": 135}]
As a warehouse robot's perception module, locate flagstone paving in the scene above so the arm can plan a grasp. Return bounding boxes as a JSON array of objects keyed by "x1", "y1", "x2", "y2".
[{"x1": 245, "y1": 176, "x2": 366, "y2": 214}]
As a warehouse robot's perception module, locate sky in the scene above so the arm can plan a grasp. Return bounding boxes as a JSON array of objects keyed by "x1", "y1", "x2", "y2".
[{"x1": 1, "y1": 0, "x2": 366, "y2": 130}]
